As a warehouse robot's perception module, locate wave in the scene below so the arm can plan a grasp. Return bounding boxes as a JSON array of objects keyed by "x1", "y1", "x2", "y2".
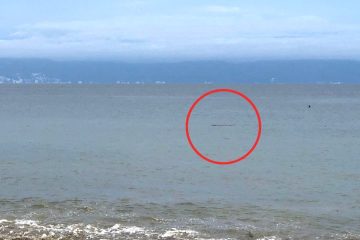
[
  {"x1": 0, "y1": 218, "x2": 292, "y2": 240},
  {"x1": 1, "y1": 218, "x2": 359, "y2": 240},
  {"x1": 0, "y1": 219, "x2": 199, "y2": 239},
  {"x1": 0, "y1": 199, "x2": 359, "y2": 240}
]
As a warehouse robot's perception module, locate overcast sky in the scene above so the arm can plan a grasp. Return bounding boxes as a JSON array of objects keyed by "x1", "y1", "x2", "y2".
[{"x1": 1, "y1": 0, "x2": 360, "y2": 60}]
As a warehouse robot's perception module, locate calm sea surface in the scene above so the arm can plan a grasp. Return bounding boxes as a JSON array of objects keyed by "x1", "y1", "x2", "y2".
[{"x1": 0, "y1": 84, "x2": 359, "y2": 239}]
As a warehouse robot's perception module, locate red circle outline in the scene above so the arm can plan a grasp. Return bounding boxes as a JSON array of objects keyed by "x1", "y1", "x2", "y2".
[{"x1": 185, "y1": 88, "x2": 262, "y2": 165}]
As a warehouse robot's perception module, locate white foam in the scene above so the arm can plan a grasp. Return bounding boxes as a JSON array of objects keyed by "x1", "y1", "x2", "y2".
[
  {"x1": 0, "y1": 219, "x2": 209, "y2": 239},
  {"x1": 15, "y1": 219, "x2": 39, "y2": 226},
  {"x1": 120, "y1": 226, "x2": 146, "y2": 234},
  {"x1": 161, "y1": 228, "x2": 199, "y2": 238},
  {"x1": 256, "y1": 236, "x2": 281, "y2": 240}
]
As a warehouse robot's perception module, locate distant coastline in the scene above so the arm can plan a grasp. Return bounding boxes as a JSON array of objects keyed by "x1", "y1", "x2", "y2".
[{"x1": 0, "y1": 59, "x2": 359, "y2": 84}]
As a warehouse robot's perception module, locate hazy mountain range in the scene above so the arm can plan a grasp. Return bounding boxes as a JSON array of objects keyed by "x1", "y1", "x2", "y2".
[{"x1": 0, "y1": 59, "x2": 359, "y2": 84}]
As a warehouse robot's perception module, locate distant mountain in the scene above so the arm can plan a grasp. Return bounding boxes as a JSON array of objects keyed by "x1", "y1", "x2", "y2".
[{"x1": 0, "y1": 59, "x2": 359, "y2": 84}]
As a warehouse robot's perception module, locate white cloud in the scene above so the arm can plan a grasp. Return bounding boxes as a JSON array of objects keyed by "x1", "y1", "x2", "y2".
[{"x1": 0, "y1": 12, "x2": 360, "y2": 60}]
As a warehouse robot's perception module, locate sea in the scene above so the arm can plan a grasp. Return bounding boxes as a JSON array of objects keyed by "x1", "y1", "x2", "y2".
[{"x1": 0, "y1": 84, "x2": 359, "y2": 240}]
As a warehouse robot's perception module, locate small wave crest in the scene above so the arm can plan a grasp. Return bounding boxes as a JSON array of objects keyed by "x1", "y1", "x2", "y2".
[
  {"x1": 1, "y1": 217, "x2": 359, "y2": 240},
  {"x1": 0, "y1": 219, "x2": 207, "y2": 240}
]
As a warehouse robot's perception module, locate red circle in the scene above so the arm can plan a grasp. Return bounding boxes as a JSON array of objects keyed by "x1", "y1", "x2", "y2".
[{"x1": 185, "y1": 88, "x2": 262, "y2": 165}]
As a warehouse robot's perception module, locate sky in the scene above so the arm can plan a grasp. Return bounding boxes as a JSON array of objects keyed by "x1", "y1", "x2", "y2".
[{"x1": 0, "y1": 0, "x2": 360, "y2": 61}]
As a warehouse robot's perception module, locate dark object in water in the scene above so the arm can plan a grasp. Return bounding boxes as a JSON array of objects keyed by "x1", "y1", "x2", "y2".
[
  {"x1": 211, "y1": 124, "x2": 234, "y2": 127},
  {"x1": 308, "y1": 105, "x2": 311, "y2": 108}
]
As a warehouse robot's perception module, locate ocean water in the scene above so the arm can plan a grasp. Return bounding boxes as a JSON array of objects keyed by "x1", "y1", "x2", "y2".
[{"x1": 0, "y1": 84, "x2": 359, "y2": 240}]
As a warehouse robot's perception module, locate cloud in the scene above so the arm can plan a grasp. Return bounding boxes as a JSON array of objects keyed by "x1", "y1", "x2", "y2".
[{"x1": 0, "y1": 12, "x2": 360, "y2": 60}]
